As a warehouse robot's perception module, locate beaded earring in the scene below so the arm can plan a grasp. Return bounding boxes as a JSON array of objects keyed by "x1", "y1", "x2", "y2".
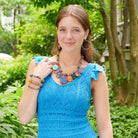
[
  {"x1": 81, "y1": 39, "x2": 91, "y2": 50},
  {"x1": 58, "y1": 43, "x2": 62, "y2": 50}
]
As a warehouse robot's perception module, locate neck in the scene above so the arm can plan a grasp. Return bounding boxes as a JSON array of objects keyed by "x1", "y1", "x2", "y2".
[{"x1": 59, "y1": 50, "x2": 81, "y2": 66}]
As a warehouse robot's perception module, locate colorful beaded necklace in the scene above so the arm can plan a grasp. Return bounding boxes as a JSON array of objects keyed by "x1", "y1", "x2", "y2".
[{"x1": 52, "y1": 52, "x2": 84, "y2": 84}]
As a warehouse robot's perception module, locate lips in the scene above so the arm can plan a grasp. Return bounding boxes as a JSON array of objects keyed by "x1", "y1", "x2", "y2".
[{"x1": 64, "y1": 42, "x2": 75, "y2": 45}]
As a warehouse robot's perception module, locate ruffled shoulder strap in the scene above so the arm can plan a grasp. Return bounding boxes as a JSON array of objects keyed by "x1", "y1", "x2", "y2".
[
  {"x1": 86, "y1": 63, "x2": 104, "y2": 80},
  {"x1": 32, "y1": 56, "x2": 49, "y2": 65}
]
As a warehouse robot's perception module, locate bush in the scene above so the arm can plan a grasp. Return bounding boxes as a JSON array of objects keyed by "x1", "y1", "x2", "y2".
[
  {"x1": 0, "y1": 54, "x2": 38, "y2": 137},
  {"x1": 0, "y1": 84, "x2": 38, "y2": 137},
  {"x1": 0, "y1": 54, "x2": 33, "y2": 92}
]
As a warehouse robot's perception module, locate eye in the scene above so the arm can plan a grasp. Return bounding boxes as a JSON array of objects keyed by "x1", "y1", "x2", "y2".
[
  {"x1": 74, "y1": 29, "x2": 80, "y2": 32},
  {"x1": 59, "y1": 29, "x2": 65, "y2": 32}
]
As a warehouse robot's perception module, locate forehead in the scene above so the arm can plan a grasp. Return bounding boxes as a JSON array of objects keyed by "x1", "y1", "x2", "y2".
[{"x1": 58, "y1": 15, "x2": 83, "y2": 28}]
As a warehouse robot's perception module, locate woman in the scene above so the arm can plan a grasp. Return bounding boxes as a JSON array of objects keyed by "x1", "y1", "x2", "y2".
[{"x1": 18, "y1": 4, "x2": 113, "y2": 138}]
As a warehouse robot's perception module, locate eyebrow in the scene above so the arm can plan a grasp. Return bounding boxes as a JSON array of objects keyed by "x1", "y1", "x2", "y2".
[{"x1": 58, "y1": 26, "x2": 81, "y2": 29}]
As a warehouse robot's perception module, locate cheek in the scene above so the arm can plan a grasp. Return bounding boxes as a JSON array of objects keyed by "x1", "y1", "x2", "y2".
[
  {"x1": 57, "y1": 33, "x2": 64, "y2": 41},
  {"x1": 76, "y1": 34, "x2": 85, "y2": 43}
]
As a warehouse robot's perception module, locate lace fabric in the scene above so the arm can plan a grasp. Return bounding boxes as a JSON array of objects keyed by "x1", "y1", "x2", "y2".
[{"x1": 33, "y1": 56, "x2": 104, "y2": 138}]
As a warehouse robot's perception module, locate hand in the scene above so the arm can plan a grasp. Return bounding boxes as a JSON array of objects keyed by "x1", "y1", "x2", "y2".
[{"x1": 33, "y1": 57, "x2": 53, "y2": 79}]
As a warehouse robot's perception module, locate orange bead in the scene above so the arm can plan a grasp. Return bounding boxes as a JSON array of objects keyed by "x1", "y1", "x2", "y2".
[{"x1": 67, "y1": 76, "x2": 73, "y2": 82}]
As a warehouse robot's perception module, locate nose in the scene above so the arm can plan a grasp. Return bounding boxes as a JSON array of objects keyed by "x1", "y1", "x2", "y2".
[{"x1": 66, "y1": 31, "x2": 72, "y2": 39}]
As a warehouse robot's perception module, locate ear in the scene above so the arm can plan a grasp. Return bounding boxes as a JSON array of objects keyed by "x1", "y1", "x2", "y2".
[{"x1": 84, "y1": 29, "x2": 89, "y2": 40}]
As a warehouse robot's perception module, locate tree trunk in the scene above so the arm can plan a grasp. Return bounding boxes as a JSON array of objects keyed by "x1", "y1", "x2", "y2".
[
  {"x1": 136, "y1": 47, "x2": 138, "y2": 102},
  {"x1": 13, "y1": 9, "x2": 18, "y2": 57},
  {"x1": 121, "y1": 0, "x2": 129, "y2": 53},
  {"x1": 126, "y1": 0, "x2": 138, "y2": 106},
  {"x1": 110, "y1": 0, "x2": 129, "y2": 104},
  {"x1": 100, "y1": 0, "x2": 123, "y2": 104}
]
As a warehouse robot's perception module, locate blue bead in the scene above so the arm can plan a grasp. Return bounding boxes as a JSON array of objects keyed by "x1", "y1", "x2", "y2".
[
  {"x1": 60, "y1": 75, "x2": 67, "y2": 84},
  {"x1": 78, "y1": 68, "x2": 83, "y2": 74},
  {"x1": 52, "y1": 65, "x2": 58, "y2": 71}
]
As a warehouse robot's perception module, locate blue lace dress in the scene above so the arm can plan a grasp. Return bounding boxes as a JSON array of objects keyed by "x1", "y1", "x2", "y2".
[{"x1": 33, "y1": 56, "x2": 104, "y2": 138}]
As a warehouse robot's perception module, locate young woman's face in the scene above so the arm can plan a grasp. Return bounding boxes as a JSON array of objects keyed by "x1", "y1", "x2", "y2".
[{"x1": 57, "y1": 15, "x2": 89, "y2": 52}]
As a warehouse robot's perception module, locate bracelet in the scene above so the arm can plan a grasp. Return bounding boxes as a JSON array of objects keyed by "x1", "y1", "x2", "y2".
[
  {"x1": 28, "y1": 85, "x2": 41, "y2": 90},
  {"x1": 29, "y1": 79, "x2": 43, "y2": 87},
  {"x1": 30, "y1": 74, "x2": 44, "y2": 83}
]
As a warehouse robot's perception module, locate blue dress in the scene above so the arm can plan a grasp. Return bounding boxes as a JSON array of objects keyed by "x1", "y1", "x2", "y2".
[{"x1": 33, "y1": 56, "x2": 104, "y2": 138}]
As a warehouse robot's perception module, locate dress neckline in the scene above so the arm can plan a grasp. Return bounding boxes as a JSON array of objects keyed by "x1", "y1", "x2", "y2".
[{"x1": 50, "y1": 63, "x2": 90, "y2": 87}]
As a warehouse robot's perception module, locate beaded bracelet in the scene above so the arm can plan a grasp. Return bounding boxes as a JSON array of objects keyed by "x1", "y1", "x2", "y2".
[
  {"x1": 28, "y1": 85, "x2": 41, "y2": 90},
  {"x1": 29, "y1": 79, "x2": 43, "y2": 87},
  {"x1": 30, "y1": 74, "x2": 44, "y2": 83}
]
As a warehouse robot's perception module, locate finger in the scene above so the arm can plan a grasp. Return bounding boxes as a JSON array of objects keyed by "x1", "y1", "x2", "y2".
[
  {"x1": 47, "y1": 61, "x2": 56, "y2": 65},
  {"x1": 40, "y1": 57, "x2": 48, "y2": 63},
  {"x1": 48, "y1": 64, "x2": 53, "y2": 69}
]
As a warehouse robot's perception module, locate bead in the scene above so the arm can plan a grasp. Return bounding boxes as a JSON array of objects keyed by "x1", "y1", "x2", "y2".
[
  {"x1": 35, "y1": 82, "x2": 38, "y2": 85},
  {"x1": 52, "y1": 64, "x2": 58, "y2": 71},
  {"x1": 54, "y1": 69, "x2": 59, "y2": 73},
  {"x1": 75, "y1": 71, "x2": 81, "y2": 77},
  {"x1": 40, "y1": 78, "x2": 44, "y2": 82},
  {"x1": 30, "y1": 74, "x2": 44, "y2": 83},
  {"x1": 60, "y1": 75, "x2": 68, "y2": 84},
  {"x1": 56, "y1": 72, "x2": 62, "y2": 78},
  {"x1": 72, "y1": 72, "x2": 77, "y2": 80},
  {"x1": 67, "y1": 76, "x2": 73, "y2": 82},
  {"x1": 78, "y1": 68, "x2": 83, "y2": 74}
]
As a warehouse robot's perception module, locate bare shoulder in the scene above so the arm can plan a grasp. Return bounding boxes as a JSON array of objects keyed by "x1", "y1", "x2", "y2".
[{"x1": 91, "y1": 71, "x2": 107, "y2": 90}]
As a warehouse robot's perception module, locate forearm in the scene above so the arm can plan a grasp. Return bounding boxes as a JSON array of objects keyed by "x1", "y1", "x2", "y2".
[
  {"x1": 98, "y1": 126, "x2": 113, "y2": 138},
  {"x1": 18, "y1": 84, "x2": 39, "y2": 125}
]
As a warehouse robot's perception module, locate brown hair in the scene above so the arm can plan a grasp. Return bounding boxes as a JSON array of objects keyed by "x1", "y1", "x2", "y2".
[{"x1": 51, "y1": 4, "x2": 93, "y2": 63}]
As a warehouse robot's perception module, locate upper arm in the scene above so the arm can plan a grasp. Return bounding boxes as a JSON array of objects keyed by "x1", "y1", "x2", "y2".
[
  {"x1": 20, "y1": 59, "x2": 37, "y2": 99},
  {"x1": 91, "y1": 71, "x2": 112, "y2": 131}
]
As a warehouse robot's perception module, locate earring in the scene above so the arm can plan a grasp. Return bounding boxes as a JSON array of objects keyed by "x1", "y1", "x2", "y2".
[
  {"x1": 58, "y1": 43, "x2": 62, "y2": 50},
  {"x1": 81, "y1": 39, "x2": 91, "y2": 50}
]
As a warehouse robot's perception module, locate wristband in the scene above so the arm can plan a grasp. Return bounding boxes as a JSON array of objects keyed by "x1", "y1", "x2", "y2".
[
  {"x1": 30, "y1": 74, "x2": 44, "y2": 83},
  {"x1": 29, "y1": 79, "x2": 43, "y2": 87},
  {"x1": 28, "y1": 85, "x2": 41, "y2": 90}
]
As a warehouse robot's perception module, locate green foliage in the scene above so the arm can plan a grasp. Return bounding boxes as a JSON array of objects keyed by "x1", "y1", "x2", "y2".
[
  {"x1": 0, "y1": 30, "x2": 15, "y2": 54},
  {"x1": 0, "y1": 54, "x2": 38, "y2": 137},
  {"x1": 0, "y1": 54, "x2": 33, "y2": 92},
  {"x1": 0, "y1": 84, "x2": 38, "y2": 137},
  {"x1": 87, "y1": 1, "x2": 106, "y2": 54},
  {"x1": 16, "y1": 7, "x2": 56, "y2": 56}
]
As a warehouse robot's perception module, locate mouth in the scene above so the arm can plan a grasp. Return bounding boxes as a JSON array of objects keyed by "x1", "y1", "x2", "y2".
[{"x1": 64, "y1": 42, "x2": 75, "y2": 45}]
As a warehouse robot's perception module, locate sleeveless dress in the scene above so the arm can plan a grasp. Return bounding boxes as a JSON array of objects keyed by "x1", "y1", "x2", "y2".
[{"x1": 33, "y1": 56, "x2": 104, "y2": 138}]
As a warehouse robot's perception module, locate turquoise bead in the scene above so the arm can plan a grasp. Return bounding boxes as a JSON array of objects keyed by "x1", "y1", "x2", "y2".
[{"x1": 52, "y1": 65, "x2": 58, "y2": 71}]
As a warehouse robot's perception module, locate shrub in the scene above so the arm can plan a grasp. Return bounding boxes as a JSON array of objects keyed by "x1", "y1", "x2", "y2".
[{"x1": 0, "y1": 54, "x2": 33, "y2": 92}]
